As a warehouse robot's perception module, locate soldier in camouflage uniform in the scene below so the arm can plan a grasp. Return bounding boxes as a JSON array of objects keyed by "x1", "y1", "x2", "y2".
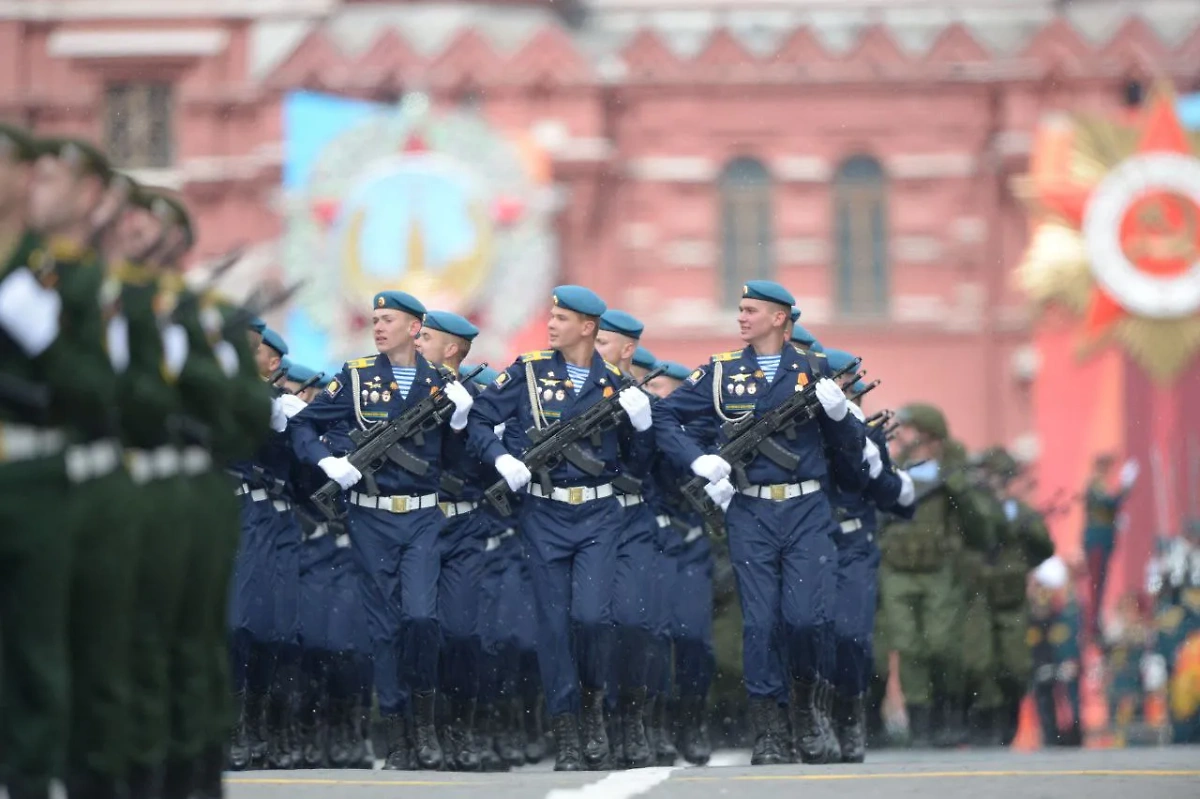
[
  {"x1": 970, "y1": 448, "x2": 1054, "y2": 746},
  {"x1": 880, "y1": 404, "x2": 994, "y2": 747}
]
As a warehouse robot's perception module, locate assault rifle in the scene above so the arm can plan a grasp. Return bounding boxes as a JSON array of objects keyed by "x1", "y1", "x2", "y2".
[
  {"x1": 849, "y1": 379, "x2": 880, "y2": 403},
  {"x1": 679, "y1": 357, "x2": 863, "y2": 530},
  {"x1": 866, "y1": 408, "x2": 894, "y2": 427},
  {"x1": 483, "y1": 365, "x2": 666, "y2": 517},
  {"x1": 309, "y1": 364, "x2": 485, "y2": 521}
]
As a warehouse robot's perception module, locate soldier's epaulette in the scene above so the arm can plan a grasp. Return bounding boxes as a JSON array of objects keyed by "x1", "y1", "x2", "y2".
[
  {"x1": 1157, "y1": 605, "x2": 1185, "y2": 632},
  {"x1": 520, "y1": 350, "x2": 554, "y2": 363},
  {"x1": 46, "y1": 236, "x2": 91, "y2": 264},
  {"x1": 114, "y1": 260, "x2": 155, "y2": 286},
  {"x1": 603, "y1": 360, "x2": 621, "y2": 376},
  {"x1": 812, "y1": 351, "x2": 827, "y2": 359},
  {"x1": 345, "y1": 355, "x2": 377, "y2": 369},
  {"x1": 711, "y1": 350, "x2": 742, "y2": 362}
]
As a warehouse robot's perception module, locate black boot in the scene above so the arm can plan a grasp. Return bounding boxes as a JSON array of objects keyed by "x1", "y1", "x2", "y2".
[
  {"x1": 523, "y1": 695, "x2": 547, "y2": 764},
  {"x1": 266, "y1": 691, "x2": 296, "y2": 769},
  {"x1": 411, "y1": 690, "x2": 444, "y2": 770},
  {"x1": 579, "y1": 686, "x2": 611, "y2": 770},
  {"x1": 356, "y1": 705, "x2": 376, "y2": 768},
  {"x1": 677, "y1": 696, "x2": 712, "y2": 766},
  {"x1": 819, "y1": 680, "x2": 842, "y2": 763},
  {"x1": 498, "y1": 698, "x2": 526, "y2": 768},
  {"x1": 65, "y1": 771, "x2": 124, "y2": 799},
  {"x1": 933, "y1": 698, "x2": 966, "y2": 749},
  {"x1": 834, "y1": 694, "x2": 866, "y2": 763},
  {"x1": 748, "y1": 698, "x2": 787, "y2": 766},
  {"x1": 653, "y1": 696, "x2": 678, "y2": 766},
  {"x1": 196, "y1": 744, "x2": 225, "y2": 798},
  {"x1": 789, "y1": 679, "x2": 826, "y2": 764},
  {"x1": 475, "y1": 703, "x2": 508, "y2": 772},
  {"x1": 300, "y1": 697, "x2": 328, "y2": 768},
  {"x1": 127, "y1": 763, "x2": 159, "y2": 799},
  {"x1": 245, "y1": 691, "x2": 268, "y2": 769},
  {"x1": 906, "y1": 704, "x2": 932, "y2": 748},
  {"x1": 228, "y1": 691, "x2": 250, "y2": 770},
  {"x1": 552, "y1": 713, "x2": 584, "y2": 771},
  {"x1": 326, "y1": 697, "x2": 355, "y2": 768},
  {"x1": 620, "y1": 688, "x2": 653, "y2": 768},
  {"x1": 381, "y1": 713, "x2": 412, "y2": 770},
  {"x1": 444, "y1": 698, "x2": 482, "y2": 772}
]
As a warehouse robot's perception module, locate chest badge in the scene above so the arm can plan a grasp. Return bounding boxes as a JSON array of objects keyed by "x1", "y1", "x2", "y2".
[
  {"x1": 369, "y1": 390, "x2": 380, "y2": 403},
  {"x1": 747, "y1": 383, "x2": 757, "y2": 395},
  {"x1": 382, "y1": 390, "x2": 392, "y2": 403}
]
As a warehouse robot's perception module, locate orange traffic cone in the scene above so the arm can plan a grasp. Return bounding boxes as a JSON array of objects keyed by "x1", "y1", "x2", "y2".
[{"x1": 1012, "y1": 694, "x2": 1040, "y2": 750}]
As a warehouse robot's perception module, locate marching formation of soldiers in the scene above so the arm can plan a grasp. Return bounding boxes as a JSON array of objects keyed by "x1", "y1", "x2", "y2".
[{"x1": 3, "y1": 121, "x2": 1106, "y2": 799}]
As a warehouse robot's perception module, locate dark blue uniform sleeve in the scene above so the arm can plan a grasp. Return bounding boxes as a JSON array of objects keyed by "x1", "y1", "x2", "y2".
[
  {"x1": 651, "y1": 363, "x2": 716, "y2": 474},
  {"x1": 821, "y1": 411, "x2": 869, "y2": 493},
  {"x1": 465, "y1": 360, "x2": 524, "y2": 466},
  {"x1": 289, "y1": 365, "x2": 354, "y2": 466},
  {"x1": 620, "y1": 388, "x2": 658, "y2": 478},
  {"x1": 865, "y1": 424, "x2": 913, "y2": 518}
]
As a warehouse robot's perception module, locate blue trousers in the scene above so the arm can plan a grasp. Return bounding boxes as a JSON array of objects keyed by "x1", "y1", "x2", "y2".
[
  {"x1": 520, "y1": 494, "x2": 620, "y2": 716},
  {"x1": 230, "y1": 496, "x2": 301, "y2": 645},
  {"x1": 832, "y1": 529, "x2": 880, "y2": 697},
  {"x1": 672, "y1": 528, "x2": 714, "y2": 700},
  {"x1": 608, "y1": 503, "x2": 658, "y2": 699},
  {"x1": 437, "y1": 511, "x2": 488, "y2": 701},
  {"x1": 298, "y1": 526, "x2": 367, "y2": 655},
  {"x1": 478, "y1": 523, "x2": 534, "y2": 703},
  {"x1": 646, "y1": 515, "x2": 684, "y2": 699},
  {"x1": 347, "y1": 504, "x2": 442, "y2": 715},
  {"x1": 726, "y1": 491, "x2": 836, "y2": 700}
]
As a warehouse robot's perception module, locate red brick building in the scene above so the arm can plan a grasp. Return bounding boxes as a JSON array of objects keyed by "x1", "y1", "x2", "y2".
[{"x1": 3, "y1": 0, "x2": 1199, "y2": 462}]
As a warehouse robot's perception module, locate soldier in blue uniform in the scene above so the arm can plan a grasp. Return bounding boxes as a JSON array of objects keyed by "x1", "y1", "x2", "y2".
[
  {"x1": 594, "y1": 309, "x2": 659, "y2": 768},
  {"x1": 820, "y1": 347, "x2": 915, "y2": 762},
  {"x1": 464, "y1": 285, "x2": 655, "y2": 771},
  {"x1": 647, "y1": 361, "x2": 717, "y2": 765},
  {"x1": 228, "y1": 327, "x2": 307, "y2": 770},
  {"x1": 289, "y1": 290, "x2": 475, "y2": 771},
  {"x1": 414, "y1": 310, "x2": 491, "y2": 771},
  {"x1": 651, "y1": 281, "x2": 869, "y2": 766}
]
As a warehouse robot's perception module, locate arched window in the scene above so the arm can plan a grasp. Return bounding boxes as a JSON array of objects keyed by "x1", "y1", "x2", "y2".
[
  {"x1": 719, "y1": 157, "x2": 773, "y2": 308},
  {"x1": 833, "y1": 155, "x2": 888, "y2": 317}
]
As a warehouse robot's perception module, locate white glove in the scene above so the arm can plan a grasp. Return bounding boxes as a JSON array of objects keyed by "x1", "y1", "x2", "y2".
[
  {"x1": 269, "y1": 397, "x2": 289, "y2": 432},
  {"x1": 278, "y1": 393, "x2": 307, "y2": 418},
  {"x1": 847, "y1": 402, "x2": 865, "y2": 422},
  {"x1": 318, "y1": 456, "x2": 362, "y2": 490},
  {"x1": 897, "y1": 470, "x2": 915, "y2": 506},
  {"x1": 690, "y1": 454, "x2": 731, "y2": 483},
  {"x1": 618, "y1": 387, "x2": 652, "y2": 432},
  {"x1": 199, "y1": 305, "x2": 223, "y2": 337},
  {"x1": 1119, "y1": 458, "x2": 1140, "y2": 490},
  {"x1": 161, "y1": 324, "x2": 189, "y2": 378},
  {"x1": 863, "y1": 437, "x2": 883, "y2": 479},
  {"x1": 494, "y1": 453, "x2": 532, "y2": 492},
  {"x1": 106, "y1": 315, "x2": 130, "y2": 373},
  {"x1": 1141, "y1": 652, "x2": 1167, "y2": 692},
  {"x1": 213, "y1": 340, "x2": 238, "y2": 377},
  {"x1": 815, "y1": 377, "x2": 848, "y2": 421},
  {"x1": 0, "y1": 267, "x2": 62, "y2": 356},
  {"x1": 704, "y1": 478, "x2": 735, "y2": 511},
  {"x1": 444, "y1": 380, "x2": 474, "y2": 431},
  {"x1": 493, "y1": 423, "x2": 507, "y2": 438}
]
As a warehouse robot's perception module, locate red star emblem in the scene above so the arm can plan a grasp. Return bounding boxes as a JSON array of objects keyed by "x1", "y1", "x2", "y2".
[
  {"x1": 1040, "y1": 89, "x2": 1200, "y2": 338},
  {"x1": 402, "y1": 133, "x2": 428, "y2": 154},
  {"x1": 492, "y1": 195, "x2": 525, "y2": 227},
  {"x1": 311, "y1": 198, "x2": 340, "y2": 228}
]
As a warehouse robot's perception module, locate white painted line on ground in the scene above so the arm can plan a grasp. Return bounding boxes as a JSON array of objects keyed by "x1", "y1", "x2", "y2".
[{"x1": 545, "y1": 767, "x2": 678, "y2": 799}]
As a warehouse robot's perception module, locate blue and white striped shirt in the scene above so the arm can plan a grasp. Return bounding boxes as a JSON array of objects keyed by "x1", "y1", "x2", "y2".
[
  {"x1": 565, "y1": 364, "x2": 590, "y2": 396},
  {"x1": 391, "y1": 366, "x2": 416, "y2": 400},
  {"x1": 756, "y1": 354, "x2": 781, "y2": 384}
]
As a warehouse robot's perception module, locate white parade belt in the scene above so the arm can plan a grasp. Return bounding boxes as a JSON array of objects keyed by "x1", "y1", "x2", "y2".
[{"x1": 739, "y1": 479, "x2": 821, "y2": 501}]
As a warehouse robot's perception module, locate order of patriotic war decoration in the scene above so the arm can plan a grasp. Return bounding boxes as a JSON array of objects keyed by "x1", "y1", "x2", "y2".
[{"x1": 281, "y1": 90, "x2": 558, "y2": 371}]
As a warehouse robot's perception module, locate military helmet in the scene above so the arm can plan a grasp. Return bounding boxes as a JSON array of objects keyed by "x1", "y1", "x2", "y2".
[{"x1": 895, "y1": 403, "x2": 948, "y2": 440}]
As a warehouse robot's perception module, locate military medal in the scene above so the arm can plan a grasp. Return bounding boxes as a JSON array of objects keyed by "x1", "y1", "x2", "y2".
[
  {"x1": 555, "y1": 389, "x2": 565, "y2": 401},
  {"x1": 369, "y1": 390, "x2": 380, "y2": 403},
  {"x1": 361, "y1": 390, "x2": 369, "y2": 401},
  {"x1": 564, "y1": 380, "x2": 573, "y2": 390},
  {"x1": 382, "y1": 391, "x2": 391, "y2": 403},
  {"x1": 735, "y1": 384, "x2": 745, "y2": 396},
  {"x1": 726, "y1": 383, "x2": 734, "y2": 393},
  {"x1": 390, "y1": 381, "x2": 399, "y2": 390},
  {"x1": 747, "y1": 383, "x2": 757, "y2": 395},
  {"x1": 543, "y1": 388, "x2": 554, "y2": 401}
]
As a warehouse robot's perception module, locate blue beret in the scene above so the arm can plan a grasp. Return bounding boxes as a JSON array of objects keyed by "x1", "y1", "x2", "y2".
[
  {"x1": 742, "y1": 280, "x2": 795, "y2": 308},
  {"x1": 632, "y1": 346, "x2": 657, "y2": 370},
  {"x1": 823, "y1": 347, "x2": 858, "y2": 373},
  {"x1": 423, "y1": 310, "x2": 479, "y2": 342},
  {"x1": 659, "y1": 361, "x2": 692, "y2": 381},
  {"x1": 552, "y1": 285, "x2": 606, "y2": 317},
  {"x1": 285, "y1": 362, "x2": 318, "y2": 384},
  {"x1": 261, "y1": 328, "x2": 288, "y2": 356},
  {"x1": 790, "y1": 307, "x2": 801, "y2": 324},
  {"x1": 790, "y1": 323, "x2": 817, "y2": 347},
  {"x1": 852, "y1": 380, "x2": 867, "y2": 394},
  {"x1": 373, "y1": 290, "x2": 426, "y2": 318},
  {"x1": 461, "y1": 364, "x2": 500, "y2": 387},
  {"x1": 810, "y1": 341, "x2": 825, "y2": 353},
  {"x1": 248, "y1": 316, "x2": 267, "y2": 334},
  {"x1": 599, "y1": 310, "x2": 644, "y2": 340},
  {"x1": 314, "y1": 372, "x2": 333, "y2": 388}
]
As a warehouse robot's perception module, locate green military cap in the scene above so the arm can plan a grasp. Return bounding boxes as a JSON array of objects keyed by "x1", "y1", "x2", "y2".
[
  {"x1": 141, "y1": 189, "x2": 195, "y2": 248},
  {"x1": 896, "y1": 403, "x2": 948, "y2": 440},
  {"x1": 0, "y1": 123, "x2": 39, "y2": 162},
  {"x1": 980, "y1": 446, "x2": 1020, "y2": 479},
  {"x1": 37, "y1": 137, "x2": 112, "y2": 182}
]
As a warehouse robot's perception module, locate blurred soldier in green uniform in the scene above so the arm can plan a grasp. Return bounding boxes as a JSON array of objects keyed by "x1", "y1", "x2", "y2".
[
  {"x1": 28, "y1": 137, "x2": 141, "y2": 799},
  {"x1": 970, "y1": 448, "x2": 1054, "y2": 745},
  {"x1": 1084, "y1": 454, "x2": 1139, "y2": 637},
  {"x1": 0, "y1": 123, "x2": 74, "y2": 799},
  {"x1": 1029, "y1": 556, "x2": 1084, "y2": 746},
  {"x1": 880, "y1": 404, "x2": 994, "y2": 747}
]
